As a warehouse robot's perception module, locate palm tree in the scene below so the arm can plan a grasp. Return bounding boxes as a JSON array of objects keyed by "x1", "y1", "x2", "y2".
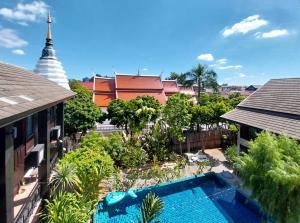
[
  {"x1": 185, "y1": 64, "x2": 218, "y2": 104},
  {"x1": 137, "y1": 192, "x2": 164, "y2": 223}
]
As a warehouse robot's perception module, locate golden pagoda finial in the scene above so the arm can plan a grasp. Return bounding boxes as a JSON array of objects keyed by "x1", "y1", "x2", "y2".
[{"x1": 47, "y1": 11, "x2": 52, "y2": 40}]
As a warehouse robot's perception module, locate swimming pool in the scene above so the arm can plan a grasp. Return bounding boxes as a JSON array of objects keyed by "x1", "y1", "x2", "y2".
[{"x1": 94, "y1": 173, "x2": 265, "y2": 223}]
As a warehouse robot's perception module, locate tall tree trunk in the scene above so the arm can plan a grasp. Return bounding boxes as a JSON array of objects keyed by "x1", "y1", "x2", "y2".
[{"x1": 197, "y1": 76, "x2": 202, "y2": 104}]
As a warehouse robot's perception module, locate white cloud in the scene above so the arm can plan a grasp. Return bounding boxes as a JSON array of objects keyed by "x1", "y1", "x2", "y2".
[
  {"x1": 239, "y1": 73, "x2": 246, "y2": 78},
  {"x1": 0, "y1": 28, "x2": 28, "y2": 48},
  {"x1": 222, "y1": 15, "x2": 268, "y2": 37},
  {"x1": 12, "y1": 49, "x2": 25, "y2": 55},
  {"x1": 216, "y1": 58, "x2": 227, "y2": 65},
  {"x1": 142, "y1": 68, "x2": 148, "y2": 71},
  {"x1": 256, "y1": 29, "x2": 289, "y2": 39},
  {"x1": 218, "y1": 65, "x2": 243, "y2": 70},
  {"x1": 197, "y1": 53, "x2": 214, "y2": 61},
  {"x1": 0, "y1": 1, "x2": 49, "y2": 25}
]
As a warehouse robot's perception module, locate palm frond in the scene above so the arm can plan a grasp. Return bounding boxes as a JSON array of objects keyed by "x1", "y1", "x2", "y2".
[{"x1": 137, "y1": 192, "x2": 164, "y2": 223}]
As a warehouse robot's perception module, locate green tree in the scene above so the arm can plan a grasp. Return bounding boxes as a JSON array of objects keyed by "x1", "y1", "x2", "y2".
[
  {"x1": 107, "y1": 96, "x2": 161, "y2": 135},
  {"x1": 234, "y1": 132, "x2": 300, "y2": 223},
  {"x1": 107, "y1": 99, "x2": 132, "y2": 134},
  {"x1": 64, "y1": 80, "x2": 105, "y2": 136},
  {"x1": 163, "y1": 94, "x2": 192, "y2": 143},
  {"x1": 185, "y1": 64, "x2": 219, "y2": 103},
  {"x1": 165, "y1": 72, "x2": 187, "y2": 85},
  {"x1": 137, "y1": 192, "x2": 164, "y2": 223},
  {"x1": 130, "y1": 96, "x2": 161, "y2": 133}
]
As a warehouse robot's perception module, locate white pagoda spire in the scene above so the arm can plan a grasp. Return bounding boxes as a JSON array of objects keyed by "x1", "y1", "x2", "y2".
[{"x1": 34, "y1": 12, "x2": 70, "y2": 90}]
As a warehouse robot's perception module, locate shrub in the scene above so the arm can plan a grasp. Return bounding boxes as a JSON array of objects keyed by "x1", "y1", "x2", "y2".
[
  {"x1": 121, "y1": 146, "x2": 148, "y2": 168},
  {"x1": 224, "y1": 145, "x2": 238, "y2": 164},
  {"x1": 104, "y1": 133, "x2": 127, "y2": 166},
  {"x1": 234, "y1": 132, "x2": 300, "y2": 223}
]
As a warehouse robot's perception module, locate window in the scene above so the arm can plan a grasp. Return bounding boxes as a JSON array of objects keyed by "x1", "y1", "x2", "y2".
[
  {"x1": 26, "y1": 116, "x2": 34, "y2": 138},
  {"x1": 14, "y1": 120, "x2": 23, "y2": 149},
  {"x1": 240, "y1": 125, "x2": 261, "y2": 141}
]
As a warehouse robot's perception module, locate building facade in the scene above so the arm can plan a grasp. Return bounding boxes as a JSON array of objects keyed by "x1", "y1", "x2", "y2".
[
  {"x1": 222, "y1": 78, "x2": 300, "y2": 153},
  {"x1": 0, "y1": 62, "x2": 74, "y2": 223}
]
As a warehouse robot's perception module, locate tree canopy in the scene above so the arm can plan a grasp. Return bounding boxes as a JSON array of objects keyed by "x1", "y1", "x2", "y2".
[
  {"x1": 64, "y1": 80, "x2": 105, "y2": 136},
  {"x1": 107, "y1": 96, "x2": 161, "y2": 135},
  {"x1": 234, "y1": 132, "x2": 300, "y2": 223},
  {"x1": 163, "y1": 93, "x2": 193, "y2": 142}
]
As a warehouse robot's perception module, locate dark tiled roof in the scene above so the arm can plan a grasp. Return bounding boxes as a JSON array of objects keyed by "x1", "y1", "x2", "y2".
[
  {"x1": 222, "y1": 108, "x2": 300, "y2": 140},
  {"x1": 222, "y1": 78, "x2": 300, "y2": 140},
  {"x1": 239, "y1": 78, "x2": 300, "y2": 116},
  {"x1": 0, "y1": 62, "x2": 75, "y2": 127}
]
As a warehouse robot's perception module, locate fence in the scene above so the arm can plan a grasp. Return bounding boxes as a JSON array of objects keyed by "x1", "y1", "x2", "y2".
[{"x1": 171, "y1": 128, "x2": 236, "y2": 153}]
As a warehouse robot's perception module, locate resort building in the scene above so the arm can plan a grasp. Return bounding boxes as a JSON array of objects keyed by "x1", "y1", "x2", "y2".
[
  {"x1": 222, "y1": 78, "x2": 300, "y2": 153},
  {"x1": 0, "y1": 62, "x2": 75, "y2": 223},
  {"x1": 81, "y1": 74, "x2": 197, "y2": 109},
  {"x1": 34, "y1": 13, "x2": 70, "y2": 90}
]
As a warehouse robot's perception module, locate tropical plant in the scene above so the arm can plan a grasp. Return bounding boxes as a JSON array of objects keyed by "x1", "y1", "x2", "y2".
[
  {"x1": 121, "y1": 146, "x2": 148, "y2": 168},
  {"x1": 185, "y1": 64, "x2": 219, "y2": 103},
  {"x1": 234, "y1": 132, "x2": 300, "y2": 223},
  {"x1": 50, "y1": 162, "x2": 80, "y2": 194},
  {"x1": 41, "y1": 192, "x2": 91, "y2": 223},
  {"x1": 143, "y1": 118, "x2": 170, "y2": 161},
  {"x1": 224, "y1": 145, "x2": 238, "y2": 165},
  {"x1": 165, "y1": 72, "x2": 187, "y2": 85},
  {"x1": 104, "y1": 133, "x2": 127, "y2": 166},
  {"x1": 137, "y1": 192, "x2": 164, "y2": 223},
  {"x1": 64, "y1": 80, "x2": 105, "y2": 136}
]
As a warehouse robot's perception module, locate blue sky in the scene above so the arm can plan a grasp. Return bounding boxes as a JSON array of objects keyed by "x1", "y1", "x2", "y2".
[{"x1": 0, "y1": 0, "x2": 300, "y2": 85}]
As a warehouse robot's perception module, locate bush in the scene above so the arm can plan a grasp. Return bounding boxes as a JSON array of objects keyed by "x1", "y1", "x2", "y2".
[
  {"x1": 224, "y1": 145, "x2": 238, "y2": 164},
  {"x1": 235, "y1": 132, "x2": 300, "y2": 222},
  {"x1": 104, "y1": 133, "x2": 127, "y2": 166},
  {"x1": 143, "y1": 119, "x2": 170, "y2": 161},
  {"x1": 122, "y1": 146, "x2": 148, "y2": 168}
]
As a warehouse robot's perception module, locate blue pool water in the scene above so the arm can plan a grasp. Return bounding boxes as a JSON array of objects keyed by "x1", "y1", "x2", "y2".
[{"x1": 94, "y1": 173, "x2": 264, "y2": 223}]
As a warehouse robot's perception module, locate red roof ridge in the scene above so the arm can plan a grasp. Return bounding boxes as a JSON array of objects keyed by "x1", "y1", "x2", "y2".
[{"x1": 115, "y1": 73, "x2": 161, "y2": 78}]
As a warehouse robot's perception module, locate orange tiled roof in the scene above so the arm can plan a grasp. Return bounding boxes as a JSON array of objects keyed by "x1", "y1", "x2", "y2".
[
  {"x1": 94, "y1": 93, "x2": 116, "y2": 107},
  {"x1": 80, "y1": 82, "x2": 93, "y2": 91},
  {"x1": 117, "y1": 91, "x2": 166, "y2": 104},
  {"x1": 95, "y1": 77, "x2": 115, "y2": 92},
  {"x1": 115, "y1": 74, "x2": 163, "y2": 90},
  {"x1": 162, "y1": 80, "x2": 179, "y2": 95}
]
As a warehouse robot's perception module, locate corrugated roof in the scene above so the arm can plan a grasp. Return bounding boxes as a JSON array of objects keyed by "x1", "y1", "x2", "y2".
[
  {"x1": 222, "y1": 108, "x2": 300, "y2": 140},
  {"x1": 115, "y1": 74, "x2": 163, "y2": 90},
  {"x1": 239, "y1": 78, "x2": 300, "y2": 116},
  {"x1": 0, "y1": 62, "x2": 75, "y2": 127},
  {"x1": 94, "y1": 77, "x2": 115, "y2": 92}
]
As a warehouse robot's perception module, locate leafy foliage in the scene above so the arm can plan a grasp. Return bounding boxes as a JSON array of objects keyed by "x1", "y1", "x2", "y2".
[
  {"x1": 163, "y1": 93, "x2": 192, "y2": 142},
  {"x1": 64, "y1": 80, "x2": 105, "y2": 136},
  {"x1": 103, "y1": 133, "x2": 127, "y2": 166},
  {"x1": 224, "y1": 145, "x2": 238, "y2": 164},
  {"x1": 143, "y1": 119, "x2": 170, "y2": 161},
  {"x1": 234, "y1": 132, "x2": 300, "y2": 223},
  {"x1": 137, "y1": 192, "x2": 164, "y2": 223},
  {"x1": 121, "y1": 137, "x2": 149, "y2": 168},
  {"x1": 107, "y1": 96, "x2": 161, "y2": 135},
  {"x1": 45, "y1": 132, "x2": 114, "y2": 222}
]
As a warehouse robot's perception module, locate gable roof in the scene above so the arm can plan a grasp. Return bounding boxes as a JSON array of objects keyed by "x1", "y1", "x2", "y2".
[
  {"x1": 94, "y1": 77, "x2": 115, "y2": 92},
  {"x1": 239, "y1": 78, "x2": 300, "y2": 116},
  {"x1": 0, "y1": 62, "x2": 75, "y2": 127},
  {"x1": 162, "y1": 80, "x2": 179, "y2": 93},
  {"x1": 222, "y1": 78, "x2": 300, "y2": 140},
  {"x1": 115, "y1": 74, "x2": 163, "y2": 90}
]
